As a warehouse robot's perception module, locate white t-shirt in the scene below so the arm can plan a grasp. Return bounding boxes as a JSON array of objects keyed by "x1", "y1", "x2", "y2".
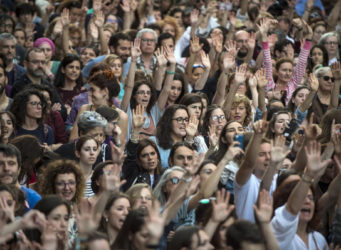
[
  {"x1": 271, "y1": 205, "x2": 328, "y2": 250},
  {"x1": 233, "y1": 173, "x2": 277, "y2": 222}
]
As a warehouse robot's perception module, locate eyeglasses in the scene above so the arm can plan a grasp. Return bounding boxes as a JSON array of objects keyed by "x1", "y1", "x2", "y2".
[
  {"x1": 172, "y1": 117, "x2": 189, "y2": 124},
  {"x1": 211, "y1": 115, "x2": 225, "y2": 122},
  {"x1": 325, "y1": 41, "x2": 338, "y2": 46},
  {"x1": 169, "y1": 177, "x2": 180, "y2": 184},
  {"x1": 28, "y1": 101, "x2": 44, "y2": 108},
  {"x1": 136, "y1": 195, "x2": 152, "y2": 201},
  {"x1": 201, "y1": 169, "x2": 213, "y2": 175},
  {"x1": 141, "y1": 38, "x2": 156, "y2": 43},
  {"x1": 321, "y1": 76, "x2": 335, "y2": 82},
  {"x1": 136, "y1": 90, "x2": 151, "y2": 95},
  {"x1": 55, "y1": 181, "x2": 76, "y2": 188},
  {"x1": 29, "y1": 60, "x2": 47, "y2": 65}
]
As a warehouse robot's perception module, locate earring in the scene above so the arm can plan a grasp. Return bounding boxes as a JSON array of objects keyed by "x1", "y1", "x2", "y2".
[{"x1": 105, "y1": 217, "x2": 108, "y2": 222}]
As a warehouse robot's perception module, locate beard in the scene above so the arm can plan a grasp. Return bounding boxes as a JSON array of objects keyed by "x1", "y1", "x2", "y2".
[
  {"x1": 237, "y1": 49, "x2": 248, "y2": 58},
  {"x1": 28, "y1": 67, "x2": 45, "y2": 78}
]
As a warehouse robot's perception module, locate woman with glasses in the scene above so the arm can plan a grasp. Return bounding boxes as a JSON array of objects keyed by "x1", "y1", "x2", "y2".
[
  {"x1": 121, "y1": 38, "x2": 176, "y2": 141},
  {"x1": 309, "y1": 66, "x2": 337, "y2": 123},
  {"x1": 10, "y1": 88, "x2": 55, "y2": 145},
  {"x1": 319, "y1": 32, "x2": 339, "y2": 65},
  {"x1": 38, "y1": 159, "x2": 85, "y2": 245}
]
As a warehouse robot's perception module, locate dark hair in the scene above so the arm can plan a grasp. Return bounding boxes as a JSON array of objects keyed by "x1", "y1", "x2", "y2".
[
  {"x1": 209, "y1": 26, "x2": 228, "y2": 44},
  {"x1": 91, "y1": 161, "x2": 114, "y2": 194},
  {"x1": 24, "y1": 47, "x2": 44, "y2": 62},
  {"x1": 112, "y1": 209, "x2": 147, "y2": 249},
  {"x1": 90, "y1": 73, "x2": 120, "y2": 103},
  {"x1": 85, "y1": 232, "x2": 109, "y2": 248},
  {"x1": 10, "y1": 89, "x2": 47, "y2": 127},
  {"x1": 287, "y1": 86, "x2": 310, "y2": 113},
  {"x1": 172, "y1": 72, "x2": 187, "y2": 103},
  {"x1": 0, "y1": 143, "x2": 21, "y2": 166},
  {"x1": 108, "y1": 32, "x2": 130, "y2": 49},
  {"x1": 226, "y1": 220, "x2": 263, "y2": 249},
  {"x1": 265, "y1": 110, "x2": 291, "y2": 140},
  {"x1": 179, "y1": 93, "x2": 203, "y2": 120},
  {"x1": 145, "y1": 23, "x2": 162, "y2": 35},
  {"x1": 0, "y1": 184, "x2": 25, "y2": 216},
  {"x1": 15, "y1": 3, "x2": 34, "y2": 17},
  {"x1": 273, "y1": 179, "x2": 320, "y2": 232},
  {"x1": 181, "y1": 37, "x2": 210, "y2": 57},
  {"x1": 167, "y1": 226, "x2": 202, "y2": 249},
  {"x1": 0, "y1": 14, "x2": 15, "y2": 31},
  {"x1": 274, "y1": 39, "x2": 294, "y2": 56},
  {"x1": 156, "y1": 104, "x2": 188, "y2": 149},
  {"x1": 157, "y1": 32, "x2": 175, "y2": 48},
  {"x1": 307, "y1": 45, "x2": 329, "y2": 73},
  {"x1": 96, "y1": 106, "x2": 119, "y2": 122},
  {"x1": 130, "y1": 81, "x2": 157, "y2": 114},
  {"x1": 25, "y1": 195, "x2": 71, "y2": 243},
  {"x1": 168, "y1": 141, "x2": 196, "y2": 166},
  {"x1": 10, "y1": 135, "x2": 43, "y2": 185},
  {"x1": 137, "y1": 139, "x2": 162, "y2": 174},
  {"x1": 26, "y1": 84, "x2": 54, "y2": 104},
  {"x1": 81, "y1": 45, "x2": 99, "y2": 57},
  {"x1": 201, "y1": 105, "x2": 223, "y2": 136},
  {"x1": 54, "y1": 54, "x2": 83, "y2": 89},
  {"x1": 75, "y1": 135, "x2": 99, "y2": 154},
  {"x1": 317, "y1": 109, "x2": 341, "y2": 144}
]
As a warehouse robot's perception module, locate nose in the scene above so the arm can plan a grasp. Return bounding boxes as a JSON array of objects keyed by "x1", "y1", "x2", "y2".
[{"x1": 60, "y1": 219, "x2": 67, "y2": 229}]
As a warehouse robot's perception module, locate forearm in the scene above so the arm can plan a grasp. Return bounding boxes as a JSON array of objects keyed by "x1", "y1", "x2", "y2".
[
  {"x1": 318, "y1": 175, "x2": 341, "y2": 212},
  {"x1": 239, "y1": 0, "x2": 248, "y2": 15},
  {"x1": 121, "y1": 60, "x2": 137, "y2": 111},
  {"x1": 163, "y1": 193, "x2": 187, "y2": 225},
  {"x1": 98, "y1": 28, "x2": 108, "y2": 55},
  {"x1": 1, "y1": 220, "x2": 22, "y2": 238},
  {"x1": 260, "y1": 162, "x2": 279, "y2": 191},
  {"x1": 185, "y1": 52, "x2": 197, "y2": 76},
  {"x1": 250, "y1": 87, "x2": 259, "y2": 109},
  {"x1": 330, "y1": 79, "x2": 340, "y2": 109},
  {"x1": 212, "y1": 71, "x2": 228, "y2": 105},
  {"x1": 222, "y1": 82, "x2": 239, "y2": 115},
  {"x1": 204, "y1": 220, "x2": 220, "y2": 240},
  {"x1": 153, "y1": 66, "x2": 167, "y2": 91},
  {"x1": 292, "y1": 139, "x2": 309, "y2": 174},
  {"x1": 258, "y1": 87, "x2": 266, "y2": 112},
  {"x1": 258, "y1": 222, "x2": 280, "y2": 250},
  {"x1": 158, "y1": 63, "x2": 176, "y2": 110},
  {"x1": 195, "y1": 67, "x2": 210, "y2": 90},
  {"x1": 327, "y1": 1, "x2": 341, "y2": 30},
  {"x1": 245, "y1": 47, "x2": 255, "y2": 64},
  {"x1": 123, "y1": 12, "x2": 132, "y2": 30},
  {"x1": 299, "y1": 90, "x2": 316, "y2": 112},
  {"x1": 62, "y1": 26, "x2": 70, "y2": 54},
  {"x1": 286, "y1": 178, "x2": 311, "y2": 215}
]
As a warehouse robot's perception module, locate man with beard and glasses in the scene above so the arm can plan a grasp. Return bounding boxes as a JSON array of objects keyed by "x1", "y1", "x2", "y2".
[
  {"x1": 234, "y1": 30, "x2": 255, "y2": 66},
  {"x1": 0, "y1": 33, "x2": 26, "y2": 91},
  {"x1": 10, "y1": 48, "x2": 67, "y2": 119},
  {"x1": 0, "y1": 144, "x2": 41, "y2": 210}
]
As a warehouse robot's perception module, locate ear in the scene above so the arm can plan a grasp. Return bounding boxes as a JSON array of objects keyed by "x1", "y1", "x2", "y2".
[
  {"x1": 61, "y1": 67, "x2": 65, "y2": 74},
  {"x1": 221, "y1": 136, "x2": 227, "y2": 144},
  {"x1": 168, "y1": 157, "x2": 173, "y2": 167},
  {"x1": 75, "y1": 150, "x2": 80, "y2": 158}
]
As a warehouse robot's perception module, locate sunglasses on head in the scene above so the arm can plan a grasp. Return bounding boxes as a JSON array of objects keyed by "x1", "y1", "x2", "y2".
[
  {"x1": 322, "y1": 76, "x2": 335, "y2": 82},
  {"x1": 169, "y1": 177, "x2": 180, "y2": 184}
]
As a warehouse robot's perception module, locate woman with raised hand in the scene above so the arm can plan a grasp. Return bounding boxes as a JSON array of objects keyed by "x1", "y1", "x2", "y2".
[
  {"x1": 271, "y1": 141, "x2": 332, "y2": 250},
  {"x1": 121, "y1": 38, "x2": 176, "y2": 140}
]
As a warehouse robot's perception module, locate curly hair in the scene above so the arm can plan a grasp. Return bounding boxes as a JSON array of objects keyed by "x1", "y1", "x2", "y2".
[
  {"x1": 130, "y1": 81, "x2": 157, "y2": 114},
  {"x1": 38, "y1": 159, "x2": 85, "y2": 204},
  {"x1": 230, "y1": 94, "x2": 252, "y2": 127},
  {"x1": 156, "y1": 104, "x2": 188, "y2": 149},
  {"x1": 157, "y1": 16, "x2": 181, "y2": 41},
  {"x1": 10, "y1": 89, "x2": 47, "y2": 127}
]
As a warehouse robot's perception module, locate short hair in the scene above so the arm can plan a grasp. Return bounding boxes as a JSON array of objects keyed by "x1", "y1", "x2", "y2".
[
  {"x1": 15, "y1": 3, "x2": 34, "y2": 17},
  {"x1": 0, "y1": 144, "x2": 21, "y2": 167},
  {"x1": 108, "y1": 32, "x2": 130, "y2": 49},
  {"x1": 91, "y1": 161, "x2": 114, "y2": 194},
  {"x1": 158, "y1": 32, "x2": 175, "y2": 48},
  {"x1": 168, "y1": 226, "x2": 202, "y2": 249},
  {"x1": 95, "y1": 106, "x2": 119, "y2": 122},
  {"x1": 0, "y1": 33, "x2": 16, "y2": 44},
  {"x1": 0, "y1": 14, "x2": 15, "y2": 31},
  {"x1": 226, "y1": 220, "x2": 263, "y2": 250},
  {"x1": 314, "y1": 66, "x2": 331, "y2": 77},
  {"x1": 136, "y1": 28, "x2": 158, "y2": 41},
  {"x1": 24, "y1": 47, "x2": 44, "y2": 62},
  {"x1": 275, "y1": 57, "x2": 293, "y2": 71},
  {"x1": 89, "y1": 72, "x2": 121, "y2": 102},
  {"x1": 85, "y1": 232, "x2": 109, "y2": 249},
  {"x1": 319, "y1": 31, "x2": 338, "y2": 45},
  {"x1": 274, "y1": 39, "x2": 294, "y2": 54},
  {"x1": 77, "y1": 111, "x2": 107, "y2": 136},
  {"x1": 168, "y1": 141, "x2": 196, "y2": 166},
  {"x1": 38, "y1": 159, "x2": 85, "y2": 204}
]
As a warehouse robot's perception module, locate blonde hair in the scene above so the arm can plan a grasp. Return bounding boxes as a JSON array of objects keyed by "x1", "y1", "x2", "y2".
[
  {"x1": 230, "y1": 94, "x2": 252, "y2": 127},
  {"x1": 157, "y1": 16, "x2": 181, "y2": 41}
]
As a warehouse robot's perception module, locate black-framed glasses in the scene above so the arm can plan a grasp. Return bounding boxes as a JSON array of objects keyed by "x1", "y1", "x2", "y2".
[
  {"x1": 141, "y1": 38, "x2": 156, "y2": 43},
  {"x1": 172, "y1": 117, "x2": 189, "y2": 124},
  {"x1": 55, "y1": 181, "x2": 76, "y2": 188},
  {"x1": 321, "y1": 76, "x2": 335, "y2": 82},
  {"x1": 211, "y1": 115, "x2": 225, "y2": 122},
  {"x1": 169, "y1": 177, "x2": 180, "y2": 184},
  {"x1": 136, "y1": 90, "x2": 151, "y2": 95},
  {"x1": 28, "y1": 101, "x2": 44, "y2": 108}
]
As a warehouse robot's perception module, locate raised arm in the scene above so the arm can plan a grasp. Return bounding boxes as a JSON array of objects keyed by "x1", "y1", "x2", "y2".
[
  {"x1": 222, "y1": 64, "x2": 247, "y2": 116},
  {"x1": 235, "y1": 119, "x2": 268, "y2": 186},
  {"x1": 157, "y1": 45, "x2": 176, "y2": 110},
  {"x1": 298, "y1": 73, "x2": 319, "y2": 113},
  {"x1": 256, "y1": 68, "x2": 268, "y2": 113},
  {"x1": 93, "y1": 11, "x2": 108, "y2": 55},
  {"x1": 121, "y1": 0, "x2": 133, "y2": 30},
  {"x1": 121, "y1": 38, "x2": 141, "y2": 112},
  {"x1": 327, "y1": 0, "x2": 341, "y2": 30},
  {"x1": 60, "y1": 8, "x2": 71, "y2": 55},
  {"x1": 185, "y1": 36, "x2": 203, "y2": 77},
  {"x1": 152, "y1": 47, "x2": 167, "y2": 91},
  {"x1": 194, "y1": 51, "x2": 211, "y2": 91},
  {"x1": 330, "y1": 62, "x2": 341, "y2": 109},
  {"x1": 286, "y1": 141, "x2": 332, "y2": 215}
]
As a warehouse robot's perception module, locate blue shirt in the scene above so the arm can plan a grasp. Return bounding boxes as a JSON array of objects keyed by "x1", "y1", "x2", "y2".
[
  {"x1": 21, "y1": 186, "x2": 41, "y2": 211},
  {"x1": 295, "y1": 0, "x2": 324, "y2": 16}
]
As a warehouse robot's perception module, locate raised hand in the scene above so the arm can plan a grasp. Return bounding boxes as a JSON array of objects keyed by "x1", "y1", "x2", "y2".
[
  {"x1": 200, "y1": 51, "x2": 211, "y2": 69},
  {"x1": 130, "y1": 0, "x2": 138, "y2": 11},
  {"x1": 20, "y1": 210, "x2": 46, "y2": 230},
  {"x1": 145, "y1": 201, "x2": 165, "y2": 241},
  {"x1": 304, "y1": 141, "x2": 332, "y2": 178},
  {"x1": 190, "y1": 36, "x2": 203, "y2": 54},
  {"x1": 247, "y1": 32, "x2": 256, "y2": 50},
  {"x1": 103, "y1": 163, "x2": 126, "y2": 192},
  {"x1": 301, "y1": 113, "x2": 322, "y2": 140},
  {"x1": 132, "y1": 104, "x2": 146, "y2": 129},
  {"x1": 224, "y1": 141, "x2": 244, "y2": 162},
  {"x1": 190, "y1": 8, "x2": 200, "y2": 25},
  {"x1": 93, "y1": 0, "x2": 102, "y2": 12},
  {"x1": 60, "y1": 8, "x2": 70, "y2": 27},
  {"x1": 331, "y1": 119, "x2": 341, "y2": 154},
  {"x1": 208, "y1": 125, "x2": 219, "y2": 147},
  {"x1": 75, "y1": 199, "x2": 99, "y2": 235},
  {"x1": 223, "y1": 51, "x2": 236, "y2": 71},
  {"x1": 155, "y1": 47, "x2": 167, "y2": 68},
  {"x1": 331, "y1": 62, "x2": 341, "y2": 80},
  {"x1": 0, "y1": 197, "x2": 15, "y2": 222},
  {"x1": 93, "y1": 11, "x2": 105, "y2": 28},
  {"x1": 248, "y1": 74, "x2": 257, "y2": 90},
  {"x1": 185, "y1": 175, "x2": 200, "y2": 197},
  {"x1": 212, "y1": 35, "x2": 223, "y2": 53},
  {"x1": 89, "y1": 21, "x2": 99, "y2": 40},
  {"x1": 254, "y1": 189, "x2": 273, "y2": 223},
  {"x1": 234, "y1": 64, "x2": 247, "y2": 84},
  {"x1": 120, "y1": 0, "x2": 130, "y2": 12},
  {"x1": 270, "y1": 136, "x2": 290, "y2": 164},
  {"x1": 110, "y1": 140, "x2": 127, "y2": 165},
  {"x1": 256, "y1": 18, "x2": 269, "y2": 37},
  {"x1": 224, "y1": 40, "x2": 238, "y2": 58},
  {"x1": 253, "y1": 118, "x2": 269, "y2": 134},
  {"x1": 164, "y1": 45, "x2": 176, "y2": 65},
  {"x1": 308, "y1": 73, "x2": 319, "y2": 92},
  {"x1": 131, "y1": 38, "x2": 141, "y2": 60},
  {"x1": 211, "y1": 189, "x2": 235, "y2": 223},
  {"x1": 185, "y1": 115, "x2": 199, "y2": 139}
]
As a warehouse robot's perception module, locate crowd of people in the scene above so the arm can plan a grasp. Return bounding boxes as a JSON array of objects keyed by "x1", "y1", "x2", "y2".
[{"x1": 0, "y1": 0, "x2": 340, "y2": 249}]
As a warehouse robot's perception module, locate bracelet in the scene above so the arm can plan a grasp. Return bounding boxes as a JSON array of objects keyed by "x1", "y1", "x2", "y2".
[
  {"x1": 301, "y1": 174, "x2": 314, "y2": 185},
  {"x1": 166, "y1": 69, "x2": 175, "y2": 75}
]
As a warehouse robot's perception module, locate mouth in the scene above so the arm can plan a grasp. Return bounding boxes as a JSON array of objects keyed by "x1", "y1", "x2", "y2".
[
  {"x1": 300, "y1": 208, "x2": 311, "y2": 215},
  {"x1": 61, "y1": 192, "x2": 73, "y2": 199},
  {"x1": 233, "y1": 116, "x2": 241, "y2": 121}
]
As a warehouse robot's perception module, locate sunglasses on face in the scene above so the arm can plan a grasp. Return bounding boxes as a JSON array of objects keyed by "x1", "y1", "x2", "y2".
[
  {"x1": 321, "y1": 76, "x2": 335, "y2": 82},
  {"x1": 169, "y1": 177, "x2": 180, "y2": 184}
]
